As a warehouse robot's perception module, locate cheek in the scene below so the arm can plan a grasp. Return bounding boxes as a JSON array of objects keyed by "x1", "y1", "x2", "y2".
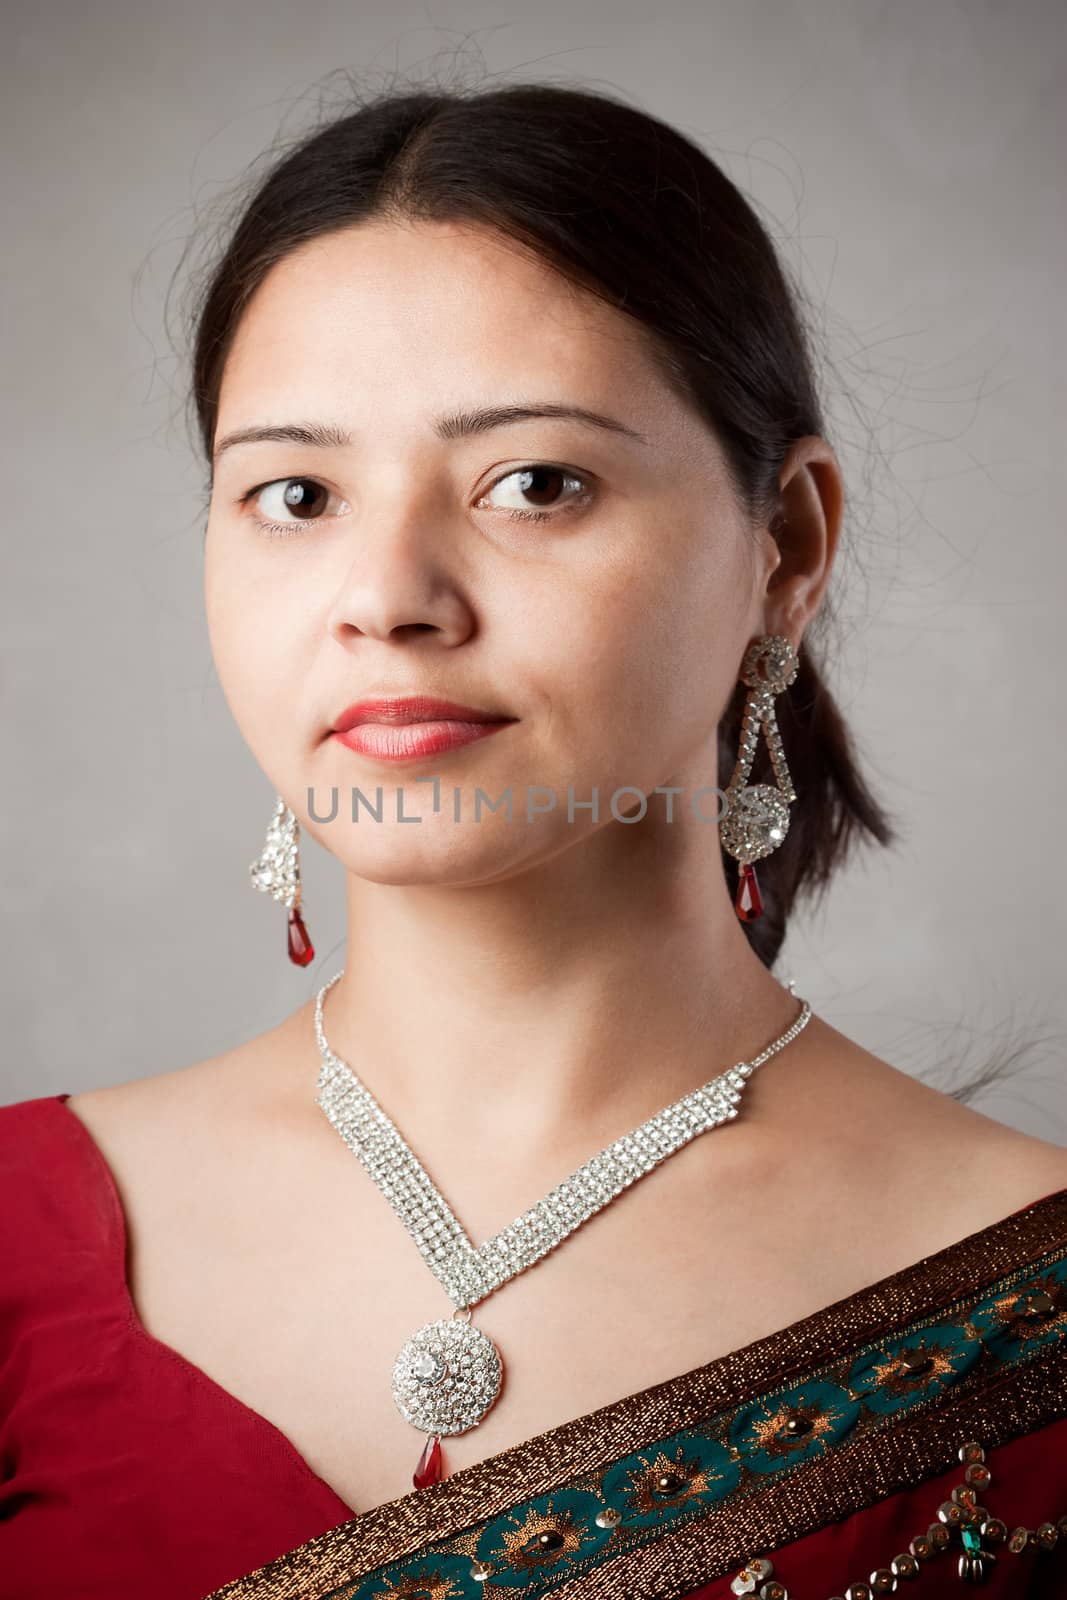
[
  {"x1": 532, "y1": 537, "x2": 743, "y2": 790},
  {"x1": 204, "y1": 546, "x2": 310, "y2": 756}
]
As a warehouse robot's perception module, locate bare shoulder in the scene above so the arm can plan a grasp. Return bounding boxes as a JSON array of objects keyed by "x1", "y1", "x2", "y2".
[
  {"x1": 62, "y1": 997, "x2": 317, "y2": 1176},
  {"x1": 769, "y1": 1013, "x2": 1067, "y2": 1254},
  {"x1": 933, "y1": 1110, "x2": 1067, "y2": 1204}
]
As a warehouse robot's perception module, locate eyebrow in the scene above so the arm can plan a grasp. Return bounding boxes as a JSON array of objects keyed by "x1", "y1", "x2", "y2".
[{"x1": 212, "y1": 402, "x2": 649, "y2": 462}]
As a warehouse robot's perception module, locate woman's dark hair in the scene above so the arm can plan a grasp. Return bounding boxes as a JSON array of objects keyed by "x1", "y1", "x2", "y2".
[{"x1": 186, "y1": 77, "x2": 898, "y2": 976}]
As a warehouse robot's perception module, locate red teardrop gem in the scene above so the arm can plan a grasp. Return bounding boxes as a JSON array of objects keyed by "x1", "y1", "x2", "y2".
[
  {"x1": 413, "y1": 1433, "x2": 444, "y2": 1489},
  {"x1": 287, "y1": 906, "x2": 314, "y2": 966},
  {"x1": 735, "y1": 863, "x2": 763, "y2": 922}
]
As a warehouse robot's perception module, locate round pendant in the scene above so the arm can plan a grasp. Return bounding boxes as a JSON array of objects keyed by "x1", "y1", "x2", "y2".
[{"x1": 392, "y1": 1318, "x2": 504, "y2": 1436}]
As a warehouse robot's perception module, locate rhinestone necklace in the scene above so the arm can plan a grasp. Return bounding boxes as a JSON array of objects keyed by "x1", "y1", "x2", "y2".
[{"x1": 312, "y1": 969, "x2": 813, "y2": 1488}]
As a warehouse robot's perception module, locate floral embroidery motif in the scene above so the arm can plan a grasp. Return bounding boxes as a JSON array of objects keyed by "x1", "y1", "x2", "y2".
[
  {"x1": 471, "y1": 1494, "x2": 607, "y2": 1583},
  {"x1": 603, "y1": 1436, "x2": 739, "y2": 1524},
  {"x1": 731, "y1": 1381, "x2": 857, "y2": 1469},
  {"x1": 847, "y1": 1323, "x2": 978, "y2": 1415}
]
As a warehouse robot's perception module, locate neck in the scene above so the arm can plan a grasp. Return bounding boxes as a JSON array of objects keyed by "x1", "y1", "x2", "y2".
[{"x1": 315, "y1": 824, "x2": 800, "y2": 1175}]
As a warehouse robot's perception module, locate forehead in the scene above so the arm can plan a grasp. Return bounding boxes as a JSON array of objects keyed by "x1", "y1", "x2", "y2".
[{"x1": 216, "y1": 218, "x2": 673, "y2": 425}]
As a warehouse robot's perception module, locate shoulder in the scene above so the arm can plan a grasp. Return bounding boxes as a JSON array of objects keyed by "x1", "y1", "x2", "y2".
[
  {"x1": 771, "y1": 1014, "x2": 1067, "y2": 1255},
  {"x1": 60, "y1": 997, "x2": 320, "y2": 1218},
  {"x1": 0, "y1": 1094, "x2": 124, "y2": 1315},
  {"x1": 870, "y1": 1056, "x2": 1067, "y2": 1213},
  {"x1": 0, "y1": 1097, "x2": 74, "y2": 1253},
  {"x1": 65, "y1": 992, "x2": 318, "y2": 1123},
  {"x1": 0, "y1": 1092, "x2": 83, "y2": 1181}
]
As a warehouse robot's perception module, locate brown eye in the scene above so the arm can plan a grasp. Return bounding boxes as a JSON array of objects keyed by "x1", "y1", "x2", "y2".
[
  {"x1": 511, "y1": 467, "x2": 567, "y2": 507},
  {"x1": 245, "y1": 477, "x2": 349, "y2": 539},
  {"x1": 478, "y1": 464, "x2": 592, "y2": 522},
  {"x1": 262, "y1": 479, "x2": 330, "y2": 519}
]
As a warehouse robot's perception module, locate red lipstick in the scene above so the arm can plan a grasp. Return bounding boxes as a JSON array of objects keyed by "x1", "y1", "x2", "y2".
[{"x1": 331, "y1": 696, "x2": 517, "y2": 763}]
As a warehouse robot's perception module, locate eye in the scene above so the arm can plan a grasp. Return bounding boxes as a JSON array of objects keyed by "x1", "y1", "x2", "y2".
[
  {"x1": 242, "y1": 478, "x2": 349, "y2": 539},
  {"x1": 475, "y1": 464, "x2": 594, "y2": 523},
  {"x1": 238, "y1": 464, "x2": 593, "y2": 540}
]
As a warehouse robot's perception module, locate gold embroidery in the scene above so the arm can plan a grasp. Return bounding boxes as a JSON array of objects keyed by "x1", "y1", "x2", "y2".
[
  {"x1": 868, "y1": 1339, "x2": 956, "y2": 1399},
  {"x1": 628, "y1": 1447, "x2": 710, "y2": 1513},
  {"x1": 493, "y1": 1506, "x2": 589, "y2": 1576}
]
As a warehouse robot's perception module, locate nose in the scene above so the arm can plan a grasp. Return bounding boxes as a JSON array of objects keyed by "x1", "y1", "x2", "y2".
[{"x1": 325, "y1": 510, "x2": 476, "y2": 648}]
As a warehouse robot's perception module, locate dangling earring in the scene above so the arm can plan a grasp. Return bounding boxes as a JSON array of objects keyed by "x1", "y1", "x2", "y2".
[
  {"x1": 719, "y1": 634, "x2": 800, "y2": 923},
  {"x1": 249, "y1": 795, "x2": 315, "y2": 966}
]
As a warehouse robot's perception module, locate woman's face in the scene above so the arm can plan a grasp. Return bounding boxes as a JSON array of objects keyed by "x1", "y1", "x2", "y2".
[{"x1": 204, "y1": 218, "x2": 780, "y2": 884}]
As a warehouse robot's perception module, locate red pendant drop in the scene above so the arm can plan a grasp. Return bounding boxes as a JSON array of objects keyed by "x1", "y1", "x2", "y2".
[
  {"x1": 735, "y1": 862, "x2": 763, "y2": 922},
  {"x1": 413, "y1": 1433, "x2": 444, "y2": 1489},
  {"x1": 287, "y1": 906, "x2": 314, "y2": 966}
]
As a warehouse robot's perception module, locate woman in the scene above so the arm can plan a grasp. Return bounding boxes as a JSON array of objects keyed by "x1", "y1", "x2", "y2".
[{"x1": 2, "y1": 79, "x2": 1066, "y2": 1600}]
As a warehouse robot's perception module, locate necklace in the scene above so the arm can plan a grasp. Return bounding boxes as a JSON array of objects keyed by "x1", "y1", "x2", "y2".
[{"x1": 312, "y1": 970, "x2": 813, "y2": 1488}]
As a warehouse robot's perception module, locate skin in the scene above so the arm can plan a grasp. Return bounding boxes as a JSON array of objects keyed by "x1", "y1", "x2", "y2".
[{"x1": 65, "y1": 218, "x2": 1067, "y2": 1515}]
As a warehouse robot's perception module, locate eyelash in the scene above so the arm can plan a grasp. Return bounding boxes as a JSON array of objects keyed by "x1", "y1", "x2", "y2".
[{"x1": 239, "y1": 465, "x2": 594, "y2": 540}]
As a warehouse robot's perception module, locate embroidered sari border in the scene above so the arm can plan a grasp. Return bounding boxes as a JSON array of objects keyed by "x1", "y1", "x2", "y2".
[
  {"x1": 546, "y1": 1340, "x2": 1067, "y2": 1600},
  {"x1": 206, "y1": 1189, "x2": 1067, "y2": 1600}
]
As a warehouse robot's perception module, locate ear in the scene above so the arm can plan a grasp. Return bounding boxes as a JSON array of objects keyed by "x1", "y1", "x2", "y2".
[{"x1": 761, "y1": 436, "x2": 843, "y2": 645}]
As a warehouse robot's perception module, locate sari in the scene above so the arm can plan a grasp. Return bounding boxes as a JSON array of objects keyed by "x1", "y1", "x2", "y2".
[
  {"x1": 202, "y1": 1186, "x2": 1067, "y2": 1600},
  {"x1": 2, "y1": 1092, "x2": 1066, "y2": 1599}
]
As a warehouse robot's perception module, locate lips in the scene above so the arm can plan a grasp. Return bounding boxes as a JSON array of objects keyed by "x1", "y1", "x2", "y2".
[
  {"x1": 330, "y1": 695, "x2": 517, "y2": 764},
  {"x1": 332, "y1": 696, "x2": 512, "y2": 732}
]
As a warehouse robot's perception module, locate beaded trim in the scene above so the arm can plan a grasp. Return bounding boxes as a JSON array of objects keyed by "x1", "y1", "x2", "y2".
[
  {"x1": 728, "y1": 1439, "x2": 1066, "y2": 1595},
  {"x1": 205, "y1": 1197, "x2": 1067, "y2": 1600}
]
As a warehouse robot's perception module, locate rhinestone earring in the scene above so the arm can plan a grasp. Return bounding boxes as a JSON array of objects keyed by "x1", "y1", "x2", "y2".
[
  {"x1": 719, "y1": 634, "x2": 800, "y2": 923},
  {"x1": 249, "y1": 795, "x2": 315, "y2": 966}
]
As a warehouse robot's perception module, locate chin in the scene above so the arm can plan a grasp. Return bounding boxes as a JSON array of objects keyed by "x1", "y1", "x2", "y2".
[{"x1": 336, "y1": 817, "x2": 577, "y2": 888}]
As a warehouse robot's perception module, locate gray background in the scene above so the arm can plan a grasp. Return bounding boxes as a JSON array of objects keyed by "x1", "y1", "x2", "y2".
[{"x1": 3, "y1": 1, "x2": 1064, "y2": 1133}]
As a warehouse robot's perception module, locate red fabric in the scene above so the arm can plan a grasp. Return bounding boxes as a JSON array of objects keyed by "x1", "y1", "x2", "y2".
[
  {"x1": 2, "y1": 1091, "x2": 1066, "y2": 1599},
  {"x1": 0, "y1": 1094, "x2": 354, "y2": 1599},
  {"x1": 680, "y1": 1417, "x2": 1067, "y2": 1597}
]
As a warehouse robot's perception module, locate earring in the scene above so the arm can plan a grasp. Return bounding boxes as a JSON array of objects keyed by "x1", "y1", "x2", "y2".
[
  {"x1": 719, "y1": 634, "x2": 800, "y2": 924},
  {"x1": 249, "y1": 795, "x2": 315, "y2": 966}
]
